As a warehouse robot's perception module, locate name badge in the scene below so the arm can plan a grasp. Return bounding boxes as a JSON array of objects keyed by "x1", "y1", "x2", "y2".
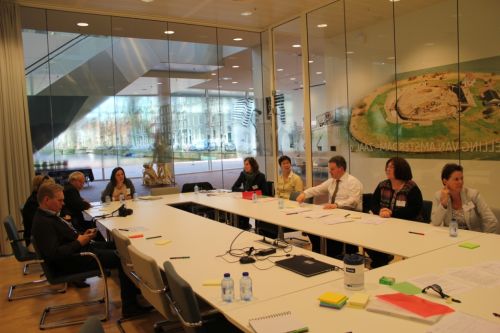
[
  {"x1": 252, "y1": 185, "x2": 258, "y2": 190},
  {"x1": 126, "y1": 188, "x2": 131, "y2": 195},
  {"x1": 396, "y1": 200, "x2": 406, "y2": 207},
  {"x1": 462, "y1": 201, "x2": 475, "y2": 212}
]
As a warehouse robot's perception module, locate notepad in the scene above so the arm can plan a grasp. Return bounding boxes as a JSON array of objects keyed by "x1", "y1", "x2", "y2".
[
  {"x1": 459, "y1": 242, "x2": 480, "y2": 249},
  {"x1": 249, "y1": 311, "x2": 308, "y2": 333},
  {"x1": 347, "y1": 293, "x2": 370, "y2": 309}
]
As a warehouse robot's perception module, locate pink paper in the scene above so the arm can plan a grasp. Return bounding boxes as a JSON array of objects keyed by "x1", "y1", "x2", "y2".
[{"x1": 377, "y1": 293, "x2": 454, "y2": 318}]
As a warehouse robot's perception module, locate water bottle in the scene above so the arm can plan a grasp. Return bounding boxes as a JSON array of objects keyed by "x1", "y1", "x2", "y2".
[
  {"x1": 240, "y1": 272, "x2": 253, "y2": 301},
  {"x1": 278, "y1": 198, "x2": 284, "y2": 209},
  {"x1": 133, "y1": 193, "x2": 139, "y2": 201},
  {"x1": 449, "y1": 217, "x2": 458, "y2": 237},
  {"x1": 194, "y1": 185, "x2": 199, "y2": 194},
  {"x1": 104, "y1": 195, "x2": 111, "y2": 205},
  {"x1": 252, "y1": 191, "x2": 257, "y2": 203},
  {"x1": 344, "y1": 254, "x2": 364, "y2": 290},
  {"x1": 221, "y1": 273, "x2": 234, "y2": 302}
]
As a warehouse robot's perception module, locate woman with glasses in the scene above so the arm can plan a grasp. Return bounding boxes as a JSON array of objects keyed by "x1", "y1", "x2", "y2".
[{"x1": 367, "y1": 157, "x2": 423, "y2": 268}]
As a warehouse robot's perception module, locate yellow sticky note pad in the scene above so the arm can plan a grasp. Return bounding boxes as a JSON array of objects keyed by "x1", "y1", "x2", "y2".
[
  {"x1": 350, "y1": 215, "x2": 362, "y2": 219},
  {"x1": 347, "y1": 293, "x2": 370, "y2": 309},
  {"x1": 202, "y1": 279, "x2": 221, "y2": 286},
  {"x1": 459, "y1": 242, "x2": 480, "y2": 249},
  {"x1": 318, "y1": 292, "x2": 347, "y2": 304},
  {"x1": 155, "y1": 239, "x2": 171, "y2": 246}
]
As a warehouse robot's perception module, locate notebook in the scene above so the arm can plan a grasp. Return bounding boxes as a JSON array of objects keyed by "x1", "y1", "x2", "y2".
[
  {"x1": 275, "y1": 255, "x2": 338, "y2": 277},
  {"x1": 249, "y1": 311, "x2": 308, "y2": 333}
]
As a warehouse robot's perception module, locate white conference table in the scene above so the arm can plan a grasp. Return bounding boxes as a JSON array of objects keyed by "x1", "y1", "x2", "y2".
[
  {"x1": 91, "y1": 199, "x2": 345, "y2": 313},
  {"x1": 160, "y1": 192, "x2": 483, "y2": 258},
  {"x1": 226, "y1": 233, "x2": 500, "y2": 333}
]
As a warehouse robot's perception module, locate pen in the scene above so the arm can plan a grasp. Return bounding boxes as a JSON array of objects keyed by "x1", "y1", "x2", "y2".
[
  {"x1": 170, "y1": 256, "x2": 190, "y2": 259},
  {"x1": 408, "y1": 231, "x2": 425, "y2": 236},
  {"x1": 286, "y1": 212, "x2": 299, "y2": 215},
  {"x1": 146, "y1": 235, "x2": 162, "y2": 240},
  {"x1": 344, "y1": 214, "x2": 351, "y2": 218},
  {"x1": 118, "y1": 228, "x2": 129, "y2": 231},
  {"x1": 493, "y1": 312, "x2": 500, "y2": 317}
]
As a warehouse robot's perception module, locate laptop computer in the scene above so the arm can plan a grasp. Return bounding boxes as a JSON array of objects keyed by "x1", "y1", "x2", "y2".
[{"x1": 275, "y1": 255, "x2": 339, "y2": 277}]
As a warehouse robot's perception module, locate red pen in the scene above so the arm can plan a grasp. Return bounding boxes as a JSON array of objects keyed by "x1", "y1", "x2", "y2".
[{"x1": 408, "y1": 231, "x2": 425, "y2": 236}]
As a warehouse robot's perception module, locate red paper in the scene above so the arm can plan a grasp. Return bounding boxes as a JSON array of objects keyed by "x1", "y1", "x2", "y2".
[
  {"x1": 377, "y1": 293, "x2": 454, "y2": 318},
  {"x1": 242, "y1": 190, "x2": 262, "y2": 200}
]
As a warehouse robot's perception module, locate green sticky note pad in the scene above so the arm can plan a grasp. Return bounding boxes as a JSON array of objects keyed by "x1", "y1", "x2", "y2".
[
  {"x1": 459, "y1": 242, "x2": 480, "y2": 249},
  {"x1": 390, "y1": 281, "x2": 421, "y2": 295}
]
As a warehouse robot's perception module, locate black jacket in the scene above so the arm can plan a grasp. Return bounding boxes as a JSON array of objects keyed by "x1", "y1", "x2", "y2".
[
  {"x1": 63, "y1": 183, "x2": 91, "y2": 232},
  {"x1": 231, "y1": 171, "x2": 270, "y2": 196},
  {"x1": 21, "y1": 191, "x2": 38, "y2": 244}
]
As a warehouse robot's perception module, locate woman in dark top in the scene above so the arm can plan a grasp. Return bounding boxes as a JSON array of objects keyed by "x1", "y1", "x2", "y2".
[
  {"x1": 371, "y1": 157, "x2": 423, "y2": 220},
  {"x1": 101, "y1": 167, "x2": 136, "y2": 202},
  {"x1": 231, "y1": 157, "x2": 269, "y2": 230},
  {"x1": 21, "y1": 175, "x2": 54, "y2": 246},
  {"x1": 231, "y1": 157, "x2": 269, "y2": 195},
  {"x1": 367, "y1": 157, "x2": 423, "y2": 268}
]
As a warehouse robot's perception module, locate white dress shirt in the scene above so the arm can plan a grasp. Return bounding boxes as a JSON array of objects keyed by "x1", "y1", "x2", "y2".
[{"x1": 303, "y1": 172, "x2": 363, "y2": 211}]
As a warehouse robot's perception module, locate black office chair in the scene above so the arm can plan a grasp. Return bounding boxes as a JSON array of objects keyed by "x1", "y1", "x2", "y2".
[
  {"x1": 181, "y1": 182, "x2": 214, "y2": 193},
  {"x1": 163, "y1": 261, "x2": 240, "y2": 333},
  {"x1": 362, "y1": 193, "x2": 373, "y2": 213},
  {"x1": 4, "y1": 215, "x2": 64, "y2": 301},
  {"x1": 266, "y1": 181, "x2": 275, "y2": 197},
  {"x1": 31, "y1": 237, "x2": 109, "y2": 329},
  {"x1": 418, "y1": 200, "x2": 433, "y2": 223}
]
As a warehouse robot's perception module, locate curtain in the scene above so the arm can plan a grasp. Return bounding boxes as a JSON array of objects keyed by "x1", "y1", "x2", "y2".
[{"x1": 0, "y1": 0, "x2": 34, "y2": 255}]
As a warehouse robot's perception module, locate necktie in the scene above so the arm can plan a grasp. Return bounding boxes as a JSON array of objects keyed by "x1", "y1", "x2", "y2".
[{"x1": 331, "y1": 179, "x2": 340, "y2": 204}]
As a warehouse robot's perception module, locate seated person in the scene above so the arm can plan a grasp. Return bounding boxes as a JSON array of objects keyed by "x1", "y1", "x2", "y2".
[
  {"x1": 296, "y1": 155, "x2": 362, "y2": 258},
  {"x1": 276, "y1": 155, "x2": 304, "y2": 199},
  {"x1": 431, "y1": 163, "x2": 497, "y2": 232},
  {"x1": 62, "y1": 171, "x2": 92, "y2": 233},
  {"x1": 22, "y1": 175, "x2": 54, "y2": 246},
  {"x1": 101, "y1": 167, "x2": 136, "y2": 202},
  {"x1": 231, "y1": 157, "x2": 270, "y2": 230},
  {"x1": 368, "y1": 157, "x2": 423, "y2": 268},
  {"x1": 32, "y1": 183, "x2": 149, "y2": 317}
]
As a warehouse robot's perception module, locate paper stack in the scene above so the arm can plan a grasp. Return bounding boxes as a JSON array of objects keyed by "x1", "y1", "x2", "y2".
[
  {"x1": 318, "y1": 291, "x2": 348, "y2": 309},
  {"x1": 347, "y1": 293, "x2": 370, "y2": 309}
]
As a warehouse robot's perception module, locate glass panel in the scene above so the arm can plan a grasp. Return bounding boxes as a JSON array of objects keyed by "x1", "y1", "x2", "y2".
[
  {"x1": 344, "y1": 0, "x2": 396, "y2": 194},
  {"x1": 308, "y1": 1, "x2": 348, "y2": 189},
  {"x1": 393, "y1": 0, "x2": 459, "y2": 198},
  {"x1": 273, "y1": 18, "x2": 306, "y2": 184},
  {"x1": 459, "y1": 0, "x2": 500, "y2": 215}
]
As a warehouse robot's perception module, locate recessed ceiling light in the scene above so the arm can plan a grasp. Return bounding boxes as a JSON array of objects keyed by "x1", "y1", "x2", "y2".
[
  {"x1": 232, "y1": 65, "x2": 240, "y2": 68},
  {"x1": 211, "y1": 73, "x2": 217, "y2": 76},
  {"x1": 241, "y1": 11, "x2": 253, "y2": 16},
  {"x1": 141, "y1": 0, "x2": 154, "y2": 2},
  {"x1": 290, "y1": 77, "x2": 296, "y2": 81},
  {"x1": 276, "y1": 68, "x2": 284, "y2": 72},
  {"x1": 248, "y1": 87, "x2": 254, "y2": 90},
  {"x1": 317, "y1": 24, "x2": 328, "y2": 28},
  {"x1": 157, "y1": 82, "x2": 163, "y2": 85},
  {"x1": 76, "y1": 22, "x2": 89, "y2": 27},
  {"x1": 425, "y1": 42, "x2": 435, "y2": 46},
  {"x1": 308, "y1": 60, "x2": 314, "y2": 63},
  {"x1": 233, "y1": 37, "x2": 243, "y2": 41},
  {"x1": 387, "y1": 56, "x2": 395, "y2": 60},
  {"x1": 316, "y1": 71, "x2": 323, "y2": 75},
  {"x1": 222, "y1": 77, "x2": 231, "y2": 80},
  {"x1": 346, "y1": 51, "x2": 355, "y2": 54},
  {"x1": 292, "y1": 44, "x2": 301, "y2": 48},
  {"x1": 164, "y1": 30, "x2": 175, "y2": 35},
  {"x1": 232, "y1": 81, "x2": 238, "y2": 84},
  {"x1": 389, "y1": 0, "x2": 400, "y2": 2}
]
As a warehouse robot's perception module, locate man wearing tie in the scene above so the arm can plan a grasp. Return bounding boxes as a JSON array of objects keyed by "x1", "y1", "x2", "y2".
[{"x1": 296, "y1": 155, "x2": 363, "y2": 258}]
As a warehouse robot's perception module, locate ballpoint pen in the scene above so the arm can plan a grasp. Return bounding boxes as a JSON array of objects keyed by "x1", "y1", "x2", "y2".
[
  {"x1": 118, "y1": 228, "x2": 129, "y2": 231},
  {"x1": 170, "y1": 256, "x2": 190, "y2": 259},
  {"x1": 408, "y1": 231, "x2": 425, "y2": 236},
  {"x1": 344, "y1": 214, "x2": 351, "y2": 218},
  {"x1": 146, "y1": 235, "x2": 162, "y2": 240}
]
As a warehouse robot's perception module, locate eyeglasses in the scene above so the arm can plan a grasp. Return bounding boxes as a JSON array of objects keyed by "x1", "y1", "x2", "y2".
[{"x1": 422, "y1": 284, "x2": 461, "y2": 303}]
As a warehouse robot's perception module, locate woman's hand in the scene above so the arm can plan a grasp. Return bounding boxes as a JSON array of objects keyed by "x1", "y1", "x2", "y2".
[
  {"x1": 440, "y1": 187, "x2": 450, "y2": 208},
  {"x1": 379, "y1": 208, "x2": 392, "y2": 218}
]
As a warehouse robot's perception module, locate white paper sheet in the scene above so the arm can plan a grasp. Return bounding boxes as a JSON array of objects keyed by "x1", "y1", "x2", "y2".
[{"x1": 427, "y1": 312, "x2": 500, "y2": 333}]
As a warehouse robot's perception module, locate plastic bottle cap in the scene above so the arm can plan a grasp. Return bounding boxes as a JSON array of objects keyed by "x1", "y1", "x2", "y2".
[
  {"x1": 224, "y1": 273, "x2": 230, "y2": 278},
  {"x1": 242, "y1": 272, "x2": 249, "y2": 276},
  {"x1": 343, "y1": 253, "x2": 364, "y2": 265}
]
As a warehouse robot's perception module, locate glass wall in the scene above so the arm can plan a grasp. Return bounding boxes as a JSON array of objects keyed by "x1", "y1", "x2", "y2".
[
  {"x1": 299, "y1": 0, "x2": 500, "y2": 213},
  {"x1": 273, "y1": 18, "x2": 306, "y2": 183},
  {"x1": 21, "y1": 7, "x2": 266, "y2": 190}
]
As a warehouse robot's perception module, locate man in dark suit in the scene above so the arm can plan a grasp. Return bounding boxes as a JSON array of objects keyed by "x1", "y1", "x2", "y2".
[
  {"x1": 32, "y1": 182, "x2": 149, "y2": 317},
  {"x1": 62, "y1": 171, "x2": 92, "y2": 233}
]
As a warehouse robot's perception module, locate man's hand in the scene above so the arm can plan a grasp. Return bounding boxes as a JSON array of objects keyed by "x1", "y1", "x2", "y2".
[
  {"x1": 295, "y1": 192, "x2": 306, "y2": 204},
  {"x1": 323, "y1": 203, "x2": 338, "y2": 210},
  {"x1": 83, "y1": 228, "x2": 97, "y2": 240},
  {"x1": 379, "y1": 208, "x2": 392, "y2": 218},
  {"x1": 77, "y1": 233, "x2": 92, "y2": 246}
]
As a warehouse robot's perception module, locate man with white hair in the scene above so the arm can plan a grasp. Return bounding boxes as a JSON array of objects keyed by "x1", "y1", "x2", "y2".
[{"x1": 63, "y1": 171, "x2": 92, "y2": 233}]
